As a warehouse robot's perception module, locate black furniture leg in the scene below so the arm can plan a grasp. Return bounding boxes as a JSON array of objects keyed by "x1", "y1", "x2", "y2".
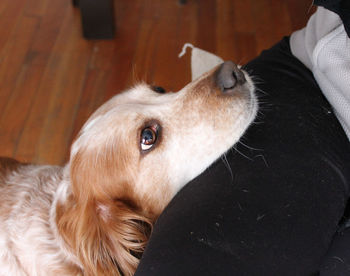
[
  {"x1": 73, "y1": 0, "x2": 115, "y2": 40},
  {"x1": 72, "y1": 0, "x2": 79, "y2": 7}
]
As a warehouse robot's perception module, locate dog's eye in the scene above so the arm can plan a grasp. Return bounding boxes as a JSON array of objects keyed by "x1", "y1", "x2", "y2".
[
  {"x1": 140, "y1": 127, "x2": 158, "y2": 151},
  {"x1": 151, "y1": 86, "x2": 166, "y2": 94}
]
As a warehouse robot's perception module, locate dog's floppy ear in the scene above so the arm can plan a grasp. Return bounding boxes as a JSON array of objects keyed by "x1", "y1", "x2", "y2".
[
  {"x1": 56, "y1": 148, "x2": 153, "y2": 276},
  {"x1": 57, "y1": 199, "x2": 152, "y2": 275}
]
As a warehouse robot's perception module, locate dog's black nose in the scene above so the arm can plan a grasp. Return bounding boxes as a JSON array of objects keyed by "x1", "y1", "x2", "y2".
[{"x1": 215, "y1": 61, "x2": 246, "y2": 93}]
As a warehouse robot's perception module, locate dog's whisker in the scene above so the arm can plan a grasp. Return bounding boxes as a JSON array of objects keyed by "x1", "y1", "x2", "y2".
[
  {"x1": 131, "y1": 64, "x2": 148, "y2": 85},
  {"x1": 254, "y1": 154, "x2": 269, "y2": 168},
  {"x1": 232, "y1": 145, "x2": 253, "y2": 161},
  {"x1": 237, "y1": 58, "x2": 244, "y2": 66},
  {"x1": 251, "y1": 121, "x2": 265, "y2": 125},
  {"x1": 238, "y1": 140, "x2": 262, "y2": 151},
  {"x1": 221, "y1": 153, "x2": 233, "y2": 181},
  {"x1": 255, "y1": 87, "x2": 269, "y2": 96},
  {"x1": 131, "y1": 64, "x2": 142, "y2": 84},
  {"x1": 249, "y1": 74, "x2": 264, "y2": 84}
]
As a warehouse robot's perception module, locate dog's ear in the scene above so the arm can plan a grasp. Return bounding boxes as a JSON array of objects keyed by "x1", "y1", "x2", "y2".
[
  {"x1": 56, "y1": 196, "x2": 152, "y2": 276},
  {"x1": 56, "y1": 147, "x2": 152, "y2": 276},
  {"x1": 96, "y1": 199, "x2": 153, "y2": 274}
]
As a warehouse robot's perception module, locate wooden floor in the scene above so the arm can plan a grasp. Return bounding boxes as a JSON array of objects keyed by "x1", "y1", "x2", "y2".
[{"x1": 0, "y1": 0, "x2": 315, "y2": 165}]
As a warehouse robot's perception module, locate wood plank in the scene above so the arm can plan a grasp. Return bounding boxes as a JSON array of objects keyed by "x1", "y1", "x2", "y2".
[
  {"x1": 0, "y1": 0, "x2": 69, "y2": 110},
  {"x1": 24, "y1": 0, "x2": 49, "y2": 17},
  {"x1": 0, "y1": 16, "x2": 37, "y2": 113},
  {"x1": 195, "y1": 0, "x2": 217, "y2": 53},
  {"x1": 14, "y1": 7, "x2": 92, "y2": 165},
  {"x1": 0, "y1": 64, "x2": 43, "y2": 158},
  {"x1": 232, "y1": 0, "x2": 255, "y2": 34},
  {"x1": 170, "y1": 0, "x2": 196, "y2": 87},
  {"x1": 2, "y1": 0, "x2": 71, "y2": 163},
  {"x1": 216, "y1": 0, "x2": 256, "y2": 63},
  {"x1": 121, "y1": 0, "x2": 157, "y2": 89},
  {"x1": 286, "y1": 0, "x2": 316, "y2": 30},
  {"x1": 151, "y1": 0, "x2": 194, "y2": 91},
  {"x1": 0, "y1": 0, "x2": 9, "y2": 15},
  {"x1": 28, "y1": 0, "x2": 71, "y2": 66},
  {"x1": 0, "y1": 0, "x2": 69, "y2": 119},
  {"x1": 0, "y1": 0, "x2": 27, "y2": 52},
  {"x1": 232, "y1": 32, "x2": 257, "y2": 66},
  {"x1": 36, "y1": 14, "x2": 93, "y2": 165},
  {"x1": 103, "y1": 0, "x2": 145, "y2": 100},
  {"x1": 0, "y1": 15, "x2": 39, "y2": 123},
  {"x1": 270, "y1": 0, "x2": 293, "y2": 38},
  {"x1": 250, "y1": 0, "x2": 292, "y2": 54},
  {"x1": 216, "y1": 0, "x2": 238, "y2": 61}
]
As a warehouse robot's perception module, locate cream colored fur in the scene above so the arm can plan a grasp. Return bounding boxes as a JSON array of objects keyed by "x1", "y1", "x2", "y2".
[{"x1": 0, "y1": 64, "x2": 257, "y2": 275}]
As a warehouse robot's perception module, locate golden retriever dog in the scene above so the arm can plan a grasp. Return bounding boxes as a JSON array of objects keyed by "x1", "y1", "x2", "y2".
[{"x1": 0, "y1": 61, "x2": 257, "y2": 276}]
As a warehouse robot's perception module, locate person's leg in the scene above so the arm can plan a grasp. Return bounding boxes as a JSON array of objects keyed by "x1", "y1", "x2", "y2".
[{"x1": 135, "y1": 37, "x2": 350, "y2": 276}]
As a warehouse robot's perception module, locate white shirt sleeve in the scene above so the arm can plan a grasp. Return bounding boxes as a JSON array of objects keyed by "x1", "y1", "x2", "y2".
[{"x1": 290, "y1": 7, "x2": 350, "y2": 140}]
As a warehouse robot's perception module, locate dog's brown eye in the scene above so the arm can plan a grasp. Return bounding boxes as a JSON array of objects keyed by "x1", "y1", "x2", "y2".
[
  {"x1": 141, "y1": 127, "x2": 158, "y2": 151},
  {"x1": 151, "y1": 86, "x2": 166, "y2": 94}
]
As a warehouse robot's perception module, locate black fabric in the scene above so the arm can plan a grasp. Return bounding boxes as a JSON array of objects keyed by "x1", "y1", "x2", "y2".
[
  {"x1": 135, "y1": 37, "x2": 350, "y2": 276},
  {"x1": 320, "y1": 227, "x2": 350, "y2": 275},
  {"x1": 315, "y1": 0, "x2": 350, "y2": 37}
]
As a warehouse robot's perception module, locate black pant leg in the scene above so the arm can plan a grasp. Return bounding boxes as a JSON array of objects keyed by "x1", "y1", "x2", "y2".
[{"x1": 135, "y1": 37, "x2": 350, "y2": 276}]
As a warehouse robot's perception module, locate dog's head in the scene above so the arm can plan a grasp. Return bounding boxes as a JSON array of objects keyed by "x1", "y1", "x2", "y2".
[{"x1": 57, "y1": 61, "x2": 257, "y2": 275}]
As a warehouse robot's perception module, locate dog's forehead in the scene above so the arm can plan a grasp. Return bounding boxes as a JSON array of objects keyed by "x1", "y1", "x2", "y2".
[
  {"x1": 79, "y1": 85, "x2": 182, "y2": 135},
  {"x1": 98, "y1": 84, "x2": 180, "y2": 114},
  {"x1": 120, "y1": 85, "x2": 180, "y2": 105}
]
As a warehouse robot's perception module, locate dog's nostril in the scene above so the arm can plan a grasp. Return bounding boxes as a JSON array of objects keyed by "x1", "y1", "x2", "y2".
[
  {"x1": 216, "y1": 61, "x2": 246, "y2": 93},
  {"x1": 235, "y1": 68, "x2": 246, "y2": 85}
]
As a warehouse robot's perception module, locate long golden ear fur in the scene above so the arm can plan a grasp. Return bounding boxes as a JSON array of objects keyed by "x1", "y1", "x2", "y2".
[
  {"x1": 56, "y1": 148, "x2": 153, "y2": 275},
  {"x1": 57, "y1": 198, "x2": 152, "y2": 276}
]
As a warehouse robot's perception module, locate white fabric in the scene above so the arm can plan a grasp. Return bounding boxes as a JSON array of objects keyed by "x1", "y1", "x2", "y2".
[
  {"x1": 291, "y1": 7, "x2": 350, "y2": 140},
  {"x1": 178, "y1": 43, "x2": 224, "y2": 81}
]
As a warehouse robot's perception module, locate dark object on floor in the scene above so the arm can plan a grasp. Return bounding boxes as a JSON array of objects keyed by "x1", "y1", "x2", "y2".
[{"x1": 72, "y1": 0, "x2": 115, "y2": 39}]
